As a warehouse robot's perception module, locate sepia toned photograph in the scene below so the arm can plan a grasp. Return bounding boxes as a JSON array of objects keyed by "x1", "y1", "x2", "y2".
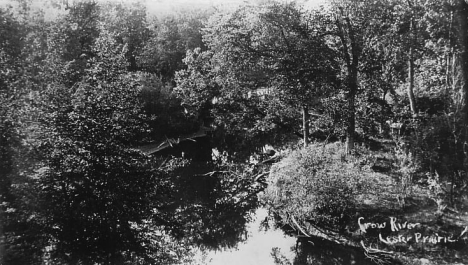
[{"x1": 0, "y1": 0, "x2": 467, "y2": 264}]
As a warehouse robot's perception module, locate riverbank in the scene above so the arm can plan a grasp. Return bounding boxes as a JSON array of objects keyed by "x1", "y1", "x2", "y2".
[{"x1": 261, "y1": 141, "x2": 468, "y2": 265}]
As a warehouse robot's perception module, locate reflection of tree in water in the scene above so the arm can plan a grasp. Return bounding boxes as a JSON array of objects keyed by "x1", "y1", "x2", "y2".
[
  {"x1": 271, "y1": 237, "x2": 383, "y2": 265},
  {"x1": 166, "y1": 161, "x2": 265, "y2": 250},
  {"x1": 293, "y1": 237, "x2": 378, "y2": 265},
  {"x1": 265, "y1": 215, "x2": 403, "y2": 265}
]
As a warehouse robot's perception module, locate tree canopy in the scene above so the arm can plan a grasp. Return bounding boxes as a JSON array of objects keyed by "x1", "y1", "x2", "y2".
[{"x1": 1, "y1": 0, "x2": 468, "y2": 264}]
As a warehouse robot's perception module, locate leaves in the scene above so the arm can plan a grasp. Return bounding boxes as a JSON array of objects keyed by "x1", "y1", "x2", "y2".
[
  {"x1": 1, "y1": 0, "x2": 468, "y2": 264},
  {"x1": 176, "y1": 2, "x2": 341, "y2": 158},
  {"x1": 36, "y1": 65, "x2": 158, "y2": 264}
]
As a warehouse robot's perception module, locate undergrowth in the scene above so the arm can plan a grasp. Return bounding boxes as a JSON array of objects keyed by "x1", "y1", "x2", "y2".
[{"x1": 261, "y1": 142, "x2": 372, "y2": 232}]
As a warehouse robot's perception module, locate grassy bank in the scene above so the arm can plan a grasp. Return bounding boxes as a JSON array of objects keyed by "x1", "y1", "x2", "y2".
[{"x1": 261, "y1": 141, "x2": 468, "y2": 265}]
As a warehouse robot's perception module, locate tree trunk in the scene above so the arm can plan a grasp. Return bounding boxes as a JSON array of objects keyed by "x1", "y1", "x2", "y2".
[
  {"x1": 335, "y1": 11, "x2": 360, "y2": 154},
  {"x1": 0, "y1": 200, "x2": 4, "y2": 265},
  {"x1": 345, "y1": 16, "x2": 359, "y2": 154},
  {"x1": 446, "y1": 9, "x2": 454, "y2": 92},
  {"x1": 458, "y1": 0, "x2": 468, "y2": 170},
  {"x1": 459, "y1": 0, "x2": 468, "y2": 126},
  {"x1": 346, "y1": 80, "x2": 357, "y2": 154},
  {"x1": 0, "y1": 156, "x2": 9, "y2": 265},
  {"x1": 303, "y1": 106, "x2": 310, "y2": 147},
  {"x1": 408, "y1": 17, "x2": 418, "y2": 115}
]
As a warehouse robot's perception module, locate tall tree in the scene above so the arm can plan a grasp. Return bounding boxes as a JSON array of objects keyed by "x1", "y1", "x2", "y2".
[
  {"x1": 0, "y1": 7, "x2": 25, "y2": 264},
  {"x1": 44, "y1": 0, "x2": 100, "y2": 87},
  {"x1": 177, "y1": 2, "x2": 338, "y2": 154},
  {"x1": 329, "y1": 0, "x2": 363, "y2": 152},
  {"x1": 138, "y1": 10, "x2": 208, "y2": 80},
  {"x1": 254, "y1": 3, "x2": 339, "y2": 147},
  {"x1": 36, "y1": 27, "x2": 159, "y2": 264},
  {"x1": 100, "y1": 1, "x2": 150, "y2": 71},
  {"x1": 459, "y1": 0, "x2": 468, "y2": 125},
  {"x1": 327, "y1": 0, "x2": 393, "y2": 152},
  {"x1": 406, "y1": 0, "x2": 419, "y2": 115},
  {"x1": 458, "y1": 0, "x2": 468, "y2": 172}
]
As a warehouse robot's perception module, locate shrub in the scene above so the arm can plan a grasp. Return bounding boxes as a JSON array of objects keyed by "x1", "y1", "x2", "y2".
[
  {"x1": 403, "y1": 112, "x2": 467, "y2": 207},
  {"x1": 262, "y1": 143, "x2": 363, "y2": 232}
]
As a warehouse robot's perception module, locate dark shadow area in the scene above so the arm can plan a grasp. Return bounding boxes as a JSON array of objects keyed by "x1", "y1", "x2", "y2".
[{"x1": 165, "y1": 161, "x2": 265, "y2": 251}]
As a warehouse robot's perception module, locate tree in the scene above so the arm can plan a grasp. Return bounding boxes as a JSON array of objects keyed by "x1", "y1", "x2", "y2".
[
  {"x1": 457, "y1": 0, "x2": 468, "y2": 179},
  {"x1": 138, "y1": 10, "x2": 208, "y2": 80},
  {"x1": 100, "y1": 1, "x2": 150, "y2": 71},
  {"x1": 139, "y1": 72, "x2": 199, "y2": 141},
  {"x1": 41, "y1": 0, "x2": 100, "y2": 87},
  {"x1": 459, "y1": 0, "x2": 468, "y2": 125},
  {"x1": 36, "y1": 28, "x2": 160, "y2": 264},
  {"x1": 176, "y1": 2, "x2": 338, "y2": 154},
  {"x1": 405, "y1": 0, "x2": 420, "y2": 115},
  {"x1": 0, "y1": 92, "x2": 14, "y2": 265},
  {"x1": 328, "y1": 1, "x2": 366, "y2": 152},
  {"x1": 0, "y1": 7, "x2": 43, "y2": 264},
  {"x1": 252, "y1": 3, "x2": 339, "y2": 147},
  {"x1": 324, "y1": 0, "x2": 402, "y2": 151}
]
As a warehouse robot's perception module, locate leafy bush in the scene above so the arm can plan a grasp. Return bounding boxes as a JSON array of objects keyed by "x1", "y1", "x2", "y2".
[
  {"x1": 262, "y1": 143, "x2": 364, "y2": 232},
  {"x1": 403, "y1": 112, "x2": 468, "y2": 207},
  {"x1": 392, "y1": 138, "x2": 420, "y2": 207}
]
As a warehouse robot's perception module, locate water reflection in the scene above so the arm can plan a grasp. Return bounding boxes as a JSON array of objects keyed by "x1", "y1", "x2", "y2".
[
  {"x1": 172, "y1": 162, "x2": 388, "y2": 265},
  {"x1": 192, "y1": 206, "x2": 383, "y2": 265},
  {"x1": 168, "y1": 161, "x2": 265, "y2": 251},
  {"x1": 283, "y1": 237, "x2": 378, "y2": 265},
  {"x1": 194, "y1": 208, "x2": 296, "y2": 265},
  {"x1": 268, "y1": 215, "x2": 396, "y2": 265}
]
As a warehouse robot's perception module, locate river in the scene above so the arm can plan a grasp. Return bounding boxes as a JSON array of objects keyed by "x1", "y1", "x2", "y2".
[
  {"x1": 175, "y1": 160, "x2": 382, "y2": 265},
  {"x1": 193, "y1": 208, "x2": 296, "y2": 265},
  {"x1": 191, "y1": 207, "x2": 381, "y2": 265}
]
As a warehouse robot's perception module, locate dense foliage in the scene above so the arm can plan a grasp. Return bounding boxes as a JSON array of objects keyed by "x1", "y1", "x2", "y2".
[
  {"x1": 0, "y1": 1, "x2": 218, "y2": 264},
  {"x1": 262, "y1": 143, "x2": 362, "y2": 232},
  {"x1": 1, "y1": 0, "x2": 468, "y2": 264}
]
